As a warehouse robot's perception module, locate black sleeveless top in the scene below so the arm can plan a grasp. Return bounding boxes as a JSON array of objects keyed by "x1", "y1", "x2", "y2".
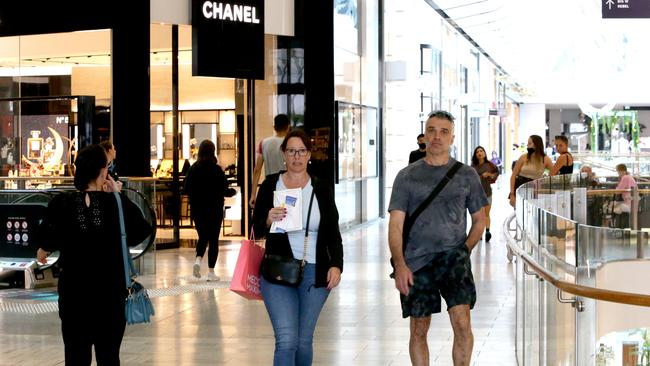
[{"x1": 558, "y1": 153, "x2": 573, "y2": 175}]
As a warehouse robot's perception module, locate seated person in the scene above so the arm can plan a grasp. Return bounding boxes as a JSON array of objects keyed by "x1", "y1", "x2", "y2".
[
  {"x1": 580, "y1": 165, "x2": 598, "y2": 188},
  {"x1": 614, "y1": 163, "x2": 636, "y2": 214}
]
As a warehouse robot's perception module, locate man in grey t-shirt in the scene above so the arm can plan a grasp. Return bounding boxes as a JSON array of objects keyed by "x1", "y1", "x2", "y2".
[
  {"x1": 250, "y1": 114, "x2": 291, "y2": 207},
  {"x1": 388, "y1": 110, "x2": 487, "y2": 366}
]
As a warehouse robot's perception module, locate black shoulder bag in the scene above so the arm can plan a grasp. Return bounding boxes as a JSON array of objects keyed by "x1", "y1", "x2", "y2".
[
  {"x1": 261, "y1": 190, "x2": 316, "y2": 286},
  {"x1": 389, "y1": 161, "x2": 463, "y2": 278}
]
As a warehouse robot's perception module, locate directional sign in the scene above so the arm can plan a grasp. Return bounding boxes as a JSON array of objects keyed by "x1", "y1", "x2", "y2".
[{"x1": 603, "y1": 0, "x2": 650, "y2": 18}]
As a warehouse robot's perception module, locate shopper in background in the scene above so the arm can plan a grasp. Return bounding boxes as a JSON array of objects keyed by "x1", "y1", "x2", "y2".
[
  {"x1": 253, "y1": 129, "x2": 343, "y2": 366},
  {"x1": 490, "y1": 150, "x2": 503, "y2": 174},
  {"x1": 250, "y1": 114, "x2": 291, "y2": 207},
  {"x1": 408, "y1": 133, "x2": 427, "y2": 164},
  {"x1": 550, "y1": 135, "x2": 574, "y2": 176},
  {"x1": 613, "y1": 163, "x2": 637, "y2": 214},
  {"x1": 37, "y1": 144, "x2": 152, "y2": 365},
  {"x1": 184, "y1": 140, "x2": 236, "y2": 280},
  {"x1": 509, "y1": 135, "x2": 553, "y2": 207},
  {"x1": 471, "y1": 146, "x2": 499, "y2": 242},
  {"x1": 100, "y1": 140, "x2": 119, "y2": 182}
]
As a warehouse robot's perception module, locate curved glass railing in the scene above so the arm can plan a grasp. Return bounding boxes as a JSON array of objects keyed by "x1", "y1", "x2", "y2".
[{"x1": 506, "y1": 173, "x2": 650, "y2": 365}]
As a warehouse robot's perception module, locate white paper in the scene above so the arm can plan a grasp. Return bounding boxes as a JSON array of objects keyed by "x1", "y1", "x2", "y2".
[{"x1": 270, "y1": 188, "x2": 303, "y2": 233}]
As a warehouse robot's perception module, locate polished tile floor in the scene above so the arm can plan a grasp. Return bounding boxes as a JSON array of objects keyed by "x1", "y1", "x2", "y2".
[{"x1": 0, "y1": 186, "x2": 517, "y2": 366}]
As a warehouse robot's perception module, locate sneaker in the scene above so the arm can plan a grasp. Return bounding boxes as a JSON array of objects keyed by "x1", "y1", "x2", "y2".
[
  {"x1": 193, "y1": 263, "x2": 201, "y2": 278},
  {"x1": 207, "y1": 272, "x2": 220, "y2": 282},
  {"x1": 485, "y1": 231, "x2": 492, "y2": 242}
]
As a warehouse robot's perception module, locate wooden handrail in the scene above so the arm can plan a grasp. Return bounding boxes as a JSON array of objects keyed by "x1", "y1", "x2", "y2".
[{"x1": 504, "y1": 214, "x2": 650, "y2": 307}]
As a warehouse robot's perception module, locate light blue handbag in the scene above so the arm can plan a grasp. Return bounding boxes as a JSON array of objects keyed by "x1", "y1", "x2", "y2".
[{"x1": 115, "y1": 192, "x2": 155, "y2": 325}]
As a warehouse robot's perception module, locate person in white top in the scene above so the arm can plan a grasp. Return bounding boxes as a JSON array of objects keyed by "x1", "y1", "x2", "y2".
[
  {"x1": 250, "y1": 114, "x2": 291, "y2": 207},
  {"x1": 509, "y1": 135, "x2": 553, "y2": 207}
]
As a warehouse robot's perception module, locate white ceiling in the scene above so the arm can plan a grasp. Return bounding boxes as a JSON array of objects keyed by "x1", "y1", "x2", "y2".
[{"x1": 432, "y1": 0, "x2": 650, "y2": 106}]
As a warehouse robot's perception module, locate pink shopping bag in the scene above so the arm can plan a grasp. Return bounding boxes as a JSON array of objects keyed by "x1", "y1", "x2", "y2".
[{"x1": 230, "y1": 234, "x2": 265, "y2": 300}]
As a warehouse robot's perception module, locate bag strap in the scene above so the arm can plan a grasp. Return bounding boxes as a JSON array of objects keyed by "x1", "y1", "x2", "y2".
[
  {"x1": 403, "y1": 161, "x2": 463, "y2": 239},
  {"x1": 301, "y1": 190, "x2": 316, "y2": 265},
  {"x1": 114, "y1": 192, "x2": 135, "y2": 289}
]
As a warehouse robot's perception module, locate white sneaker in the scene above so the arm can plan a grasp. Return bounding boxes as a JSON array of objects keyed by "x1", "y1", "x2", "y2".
[
  {"x1": 207, "y1": 272, "x2": 220, "y2": 282},
  {"x1": 193, "y1": 263, "x2": 201, "y2": 278}
]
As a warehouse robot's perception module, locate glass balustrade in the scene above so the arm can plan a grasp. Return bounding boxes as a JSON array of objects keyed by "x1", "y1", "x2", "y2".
[{"x1": 507, "y1": 172, "x2": 650, "y2": 365}]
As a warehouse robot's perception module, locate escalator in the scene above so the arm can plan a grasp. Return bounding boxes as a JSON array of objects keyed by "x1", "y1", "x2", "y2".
[{"x1": 0, "y1": 187, "x2": 156, "y2": 289}]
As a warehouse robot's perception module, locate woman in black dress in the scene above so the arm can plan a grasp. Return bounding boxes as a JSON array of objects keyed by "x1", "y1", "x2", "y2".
[{"x1": 37, "y1": 144, "x2": 152, "y2": 365}]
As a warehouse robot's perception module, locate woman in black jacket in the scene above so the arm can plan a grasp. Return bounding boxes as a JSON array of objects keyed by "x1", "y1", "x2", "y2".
[
  {"x1": 37, "y1": 144, "x2": 152, "y2": 365},
  {"x1": 252, "y1": 129, "x2": 343, "y2": 366},
  {"x1": 184, "y1": 140, "x2": 235, "y2": 281}
]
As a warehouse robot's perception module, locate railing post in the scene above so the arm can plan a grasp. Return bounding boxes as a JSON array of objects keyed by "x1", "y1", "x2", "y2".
[{"x1": 632, "y1": 185, "x2": 643, "y2": 259}]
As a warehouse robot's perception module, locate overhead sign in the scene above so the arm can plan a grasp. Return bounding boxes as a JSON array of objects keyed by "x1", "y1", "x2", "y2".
[
  {"x1": 602, "y1": 0, "x2": 650, "y2": 18},
  {"x1": 192, "y1": 0, "x2": 264, "y2": 79}
]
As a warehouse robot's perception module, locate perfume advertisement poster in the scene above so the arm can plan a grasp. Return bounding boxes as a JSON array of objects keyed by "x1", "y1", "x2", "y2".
[{"x1": 21, "y1": 115, "x2": 70, "y2": 167}]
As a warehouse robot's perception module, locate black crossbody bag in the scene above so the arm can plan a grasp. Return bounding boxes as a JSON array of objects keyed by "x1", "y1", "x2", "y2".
[
  {"x1": 389, "y1": 161, "x2": 463, "y2": 278},
  {"x1": 261, "y1": 190, "x2": 316, "y2": 286}
]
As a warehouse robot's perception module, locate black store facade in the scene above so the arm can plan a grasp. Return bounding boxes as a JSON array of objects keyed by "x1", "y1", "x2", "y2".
[{"x1": 0, "y1": 0, "x2": 384, "y2": 239}]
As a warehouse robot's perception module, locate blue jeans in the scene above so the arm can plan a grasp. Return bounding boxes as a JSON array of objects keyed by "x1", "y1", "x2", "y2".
[{"x1": 261, "y1": 263, "x2": 330, "y2": 366}]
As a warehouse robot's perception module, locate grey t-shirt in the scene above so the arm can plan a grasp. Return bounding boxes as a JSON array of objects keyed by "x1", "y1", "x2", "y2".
[
  {"x1": 260, "y1": 136, "x2": 285, "y2": 176},
  {"x1": 388, "y1": 158, "x2": 488, "y2": 273}
]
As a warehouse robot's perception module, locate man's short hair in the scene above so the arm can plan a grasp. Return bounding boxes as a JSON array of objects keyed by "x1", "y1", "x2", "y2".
[
  {"x1": 427, "y1": 110, "x2": 455, "y2": 123},
  {"x1": 274, "y1": 114, "x2": 291, "y2": 132},
  {"x1": 417, "y1": 133, "x2": 425, "y2": 139},
  {"x1": 555, "y1": 135, "x2": 569, "y2": 144}
]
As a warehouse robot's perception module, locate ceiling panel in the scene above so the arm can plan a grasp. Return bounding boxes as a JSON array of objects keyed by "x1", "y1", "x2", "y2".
[{"x1": 433, "y1": 0, "x2": 650, "y2": 105}]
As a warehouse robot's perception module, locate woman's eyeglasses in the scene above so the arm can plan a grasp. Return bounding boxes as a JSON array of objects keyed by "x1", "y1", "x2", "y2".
[{"x1": 285, "y1": 148, "x2": 309, "y2": 157}]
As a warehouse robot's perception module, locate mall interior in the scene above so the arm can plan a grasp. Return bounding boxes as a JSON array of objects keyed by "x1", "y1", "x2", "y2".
[{"x1": 1, "y1": 0, "x2": 650, "y2": 365}]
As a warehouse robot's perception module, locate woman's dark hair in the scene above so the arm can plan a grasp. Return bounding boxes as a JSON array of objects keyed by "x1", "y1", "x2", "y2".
[
  {"x1": 197, "y1": 140, "x2": 217, "y2": 163},
  {"x1": 280, "y1": 129, "x2": 312, "y2": 152},
  {"x1": 616, "y1": 163, "x2": 628, "y2": 174},
  {"x1": 527, "y1": 135, "x2": 546, "y2": 164},
  {"x1": 74, "y1": 144, "x2": 108, "y2": 191},
  {"x1": 471, "y1": 146, "x2": 486, "y2": 166}
]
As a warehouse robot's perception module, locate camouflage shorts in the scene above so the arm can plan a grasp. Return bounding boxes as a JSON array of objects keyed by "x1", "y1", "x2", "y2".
[{"x1": 400, "y1": 245, "x2": 476, "y2": 318}]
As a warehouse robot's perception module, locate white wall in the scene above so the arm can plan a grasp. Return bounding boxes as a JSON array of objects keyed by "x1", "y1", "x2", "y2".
[
  {"x1": 596, "y1": 261, "x2": 650, "y2": 339},
  {"x1": 518, "y1": 104, "x2": 547, "y2": 145}
]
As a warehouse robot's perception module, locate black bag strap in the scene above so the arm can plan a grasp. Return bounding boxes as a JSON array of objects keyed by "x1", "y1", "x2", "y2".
[
  {"x1": 403, "y1": 161, "x2": 463, "y2": 239},
  {"x1": 300, "y1": 190, "x2": 316, "y2": 265}
]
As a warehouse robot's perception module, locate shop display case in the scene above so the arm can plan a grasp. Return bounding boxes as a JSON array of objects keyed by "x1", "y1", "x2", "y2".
[{"x1": 0, "y1": 95, "x2": 97, "y2": 179}]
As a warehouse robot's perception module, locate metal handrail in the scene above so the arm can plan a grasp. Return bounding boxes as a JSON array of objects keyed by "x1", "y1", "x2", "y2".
[{"x1": 503, "y1": 213, "x2": 650, "y2": 307}]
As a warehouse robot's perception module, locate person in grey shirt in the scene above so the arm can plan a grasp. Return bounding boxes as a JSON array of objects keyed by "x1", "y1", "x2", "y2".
[
  {"x1": 250, "y1": 114, "x2": 291, "y2": 207},
  {"x1": 388, "y1": 110, "x2": 487, "y2": 366}
]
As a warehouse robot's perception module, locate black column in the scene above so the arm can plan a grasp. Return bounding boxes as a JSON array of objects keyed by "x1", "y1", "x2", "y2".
[
  {"x1": 111, "y1": 5, "x2": 150, "y2": 177},
  {"x1": 296, "y1": 0, "x2": 335, "y2": 187}
]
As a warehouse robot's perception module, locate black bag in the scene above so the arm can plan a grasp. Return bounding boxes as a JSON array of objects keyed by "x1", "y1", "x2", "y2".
[
  {"x1": 389, "y1": 162, "x2": 463, "y2": 278},
  {"x1": 261, "y1": 190, "x2": 316, "y2": 286},
  {"x1": 514, "y1": 175, "x2": 533, "y2": 190}
]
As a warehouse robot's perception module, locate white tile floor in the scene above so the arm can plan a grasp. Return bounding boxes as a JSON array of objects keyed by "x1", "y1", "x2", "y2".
[{"x1": 0, "y1": 185, "x2": 517, "y2": 366}]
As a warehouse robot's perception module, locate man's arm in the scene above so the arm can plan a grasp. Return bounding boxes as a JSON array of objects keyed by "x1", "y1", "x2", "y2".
[
  {"x1": 465, "y1": 209, "x2": 486, "y2": 251},
  {"x1": 249, "y1": 153, "x2": 264, "y2": 207},
  {"x1": 388, "y1": 209, "x2": 413, "y2": 295}
]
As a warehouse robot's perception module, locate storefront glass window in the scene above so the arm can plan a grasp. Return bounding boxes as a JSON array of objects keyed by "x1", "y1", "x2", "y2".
[{"x1": 0, "y1": 30, "x2": 111, "y2": 181}]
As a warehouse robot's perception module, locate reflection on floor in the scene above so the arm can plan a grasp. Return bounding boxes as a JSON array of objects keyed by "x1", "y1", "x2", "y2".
[{"x1": 0, "y1": 186, "x2": 517, "y2": 366}]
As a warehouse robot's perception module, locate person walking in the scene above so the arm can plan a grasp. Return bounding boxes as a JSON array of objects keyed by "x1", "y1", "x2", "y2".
[
  {"x1": 250, "y1": 114, "x2": 291, "y2": 207},
  {"x1": 550, "y1": 135, "x2": 574, "y2": 176},
  {"x1": 509, "y1": 135, "x2": 553, "y2": 207},
  {"x1": 37, "y1": 144, "x2": 152, "y2": 365},
  {"x1": 408, "y1": 133, "x2": 427, "y2": 164},
  {"x1": 471, "y1": 146, "x2": 499, "y2": 242},
  {"x1": 184, "y1": 140, "x2": 236, "y2": 280},
  {"x1": 388, "y1": 110, "x2": 488, "y2": 366},
  {"x1": 253, "y1": 129, "x2": 343, "y2": 366}
]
